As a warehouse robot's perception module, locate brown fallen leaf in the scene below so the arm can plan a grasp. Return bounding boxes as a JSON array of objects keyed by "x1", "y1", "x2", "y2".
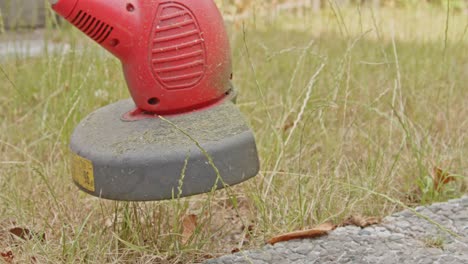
[
  {"x1": 9, "y1": 227, "x2": 45, "y2": 242},
  {"x1": 267, "y1": 222, "x2": 336, "y2": 245},
  {"x1": 181, "y1": 214, "x2": 197, "y2": 245},
  {"x1": 432, "y1": 167, "x2": 456, "y2": 191},
  {"x1": 281, "y1": 114, "x2": 295, "y2": 132},
  {"x1": 9, "y1": 227, "x2": 34, "y2": 240},
  {"x1": 243, "y1": 224, "x2": 255, "y2": 241},
  {"x1": 1, "y1": 250, "x2": 14, "y2": 263},
  {"x1": 341, "y1": 215, "x2": 381, "y2": 228},
  {"x1": 283, "y1": 121, "x2": 294, "y2": 132}
]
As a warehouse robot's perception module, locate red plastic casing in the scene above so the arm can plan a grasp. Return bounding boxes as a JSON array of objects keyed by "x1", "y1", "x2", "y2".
[{"x1": 53, "y1": 0, "x2": 232, "y2": 115}]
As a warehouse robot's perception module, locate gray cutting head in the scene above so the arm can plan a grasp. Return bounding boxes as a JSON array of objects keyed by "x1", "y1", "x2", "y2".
[{"x1": 70, "y1": 98, "x2": 259, "y2": 201}]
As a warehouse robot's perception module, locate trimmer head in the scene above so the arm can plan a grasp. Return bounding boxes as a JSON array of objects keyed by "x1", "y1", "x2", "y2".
[{"x1": 71, "y1": 98, "x2": 259, "y2": 201}]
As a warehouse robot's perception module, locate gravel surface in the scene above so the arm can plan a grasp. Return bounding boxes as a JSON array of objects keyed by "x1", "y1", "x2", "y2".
[{"x1": 206, "y1": 196, "x2": 468, "y2": 264}]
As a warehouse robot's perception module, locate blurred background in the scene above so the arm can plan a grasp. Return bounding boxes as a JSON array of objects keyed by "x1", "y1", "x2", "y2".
[
  {"x1": 0, "y1": 0, "x2": 47, "y2": 30},
  {"x1": 0, "y1": 0, "x2": 466, "y2": 31}
]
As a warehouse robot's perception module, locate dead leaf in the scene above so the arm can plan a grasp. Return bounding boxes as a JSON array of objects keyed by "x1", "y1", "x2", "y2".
[
  {"x1": 9, "y1": 227, "x2": 33, "y2": 240},
  {"x1": 1, "y1": 250, "x2": 14, "y2": 263},
  {"x1": 283, "y1": 121, "x2": 294, "y2": 132},
  {"x1": 243, "y1": 224, "x2": 254, "y2": 241},
  {"x1": 341, "y1": 215, "x2": 381, "y2": 228},
  {"x1": 432, "y1": 167, "x2": 456, "y2": 191},
  {"x1": 267, "y1": 222, "x2": 336, "y2": 245},
  {"x1": 282, "y1": 114, "x2": 295, "y2": 132},
  {"x1": 181, "y1": 214, "x2": 197, "y2": 245},
  {"x1": 9, "y1": 227, "x2": 45, "y2": 242}
]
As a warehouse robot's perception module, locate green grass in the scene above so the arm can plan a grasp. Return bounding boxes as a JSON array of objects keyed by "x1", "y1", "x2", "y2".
[
  {"x1": 0, "y1": 5, "x2": 467, "y2": 263},
  {"x1": 423, "y1": 236, "x2": 445, "y2": 249}
]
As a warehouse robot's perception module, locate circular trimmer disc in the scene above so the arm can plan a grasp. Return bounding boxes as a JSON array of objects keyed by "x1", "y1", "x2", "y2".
[{"x1": 70, "y1": 99, "x2": 259, "y2": 201}]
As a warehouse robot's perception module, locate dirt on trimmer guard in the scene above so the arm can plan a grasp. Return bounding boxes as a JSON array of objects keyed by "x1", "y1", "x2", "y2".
[{"x1": 70, "y1": 99, "x2": 259, "y2": 201}]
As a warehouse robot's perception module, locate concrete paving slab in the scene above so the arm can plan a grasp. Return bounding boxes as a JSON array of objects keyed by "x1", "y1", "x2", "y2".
[{"x1": 206, "y1": 196, "x2": 468, "y2": 264}]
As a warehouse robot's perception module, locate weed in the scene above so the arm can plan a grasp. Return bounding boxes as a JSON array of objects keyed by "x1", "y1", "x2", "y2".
[{"x1": 423, "y1": 236, "x2": 445, "y2": 250}]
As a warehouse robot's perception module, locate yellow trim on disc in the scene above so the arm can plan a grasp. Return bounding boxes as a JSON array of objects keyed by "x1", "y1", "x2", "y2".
[{"x1": 71, "y1": 153, "x2": 95, "y2": 192}]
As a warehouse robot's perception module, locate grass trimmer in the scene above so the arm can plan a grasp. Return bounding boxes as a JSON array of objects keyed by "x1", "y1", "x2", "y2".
[{"x1": 49, "y1": 0, "x2": 260, "y2": 201}]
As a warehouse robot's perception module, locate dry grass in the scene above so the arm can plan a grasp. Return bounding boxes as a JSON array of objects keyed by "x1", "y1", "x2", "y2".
[{"x1": 0, "y1": 4, "x2": 467, "y2": 264}]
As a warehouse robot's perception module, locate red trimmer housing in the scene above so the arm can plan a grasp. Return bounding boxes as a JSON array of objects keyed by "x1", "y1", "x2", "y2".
[{"x1": 53, "y1": 0, "x2": 232, "y2": 115}]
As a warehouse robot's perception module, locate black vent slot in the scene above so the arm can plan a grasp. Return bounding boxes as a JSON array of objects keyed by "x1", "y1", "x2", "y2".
[{"x1": 71, "y1": 10, "x2": 113, "y2": 44}]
